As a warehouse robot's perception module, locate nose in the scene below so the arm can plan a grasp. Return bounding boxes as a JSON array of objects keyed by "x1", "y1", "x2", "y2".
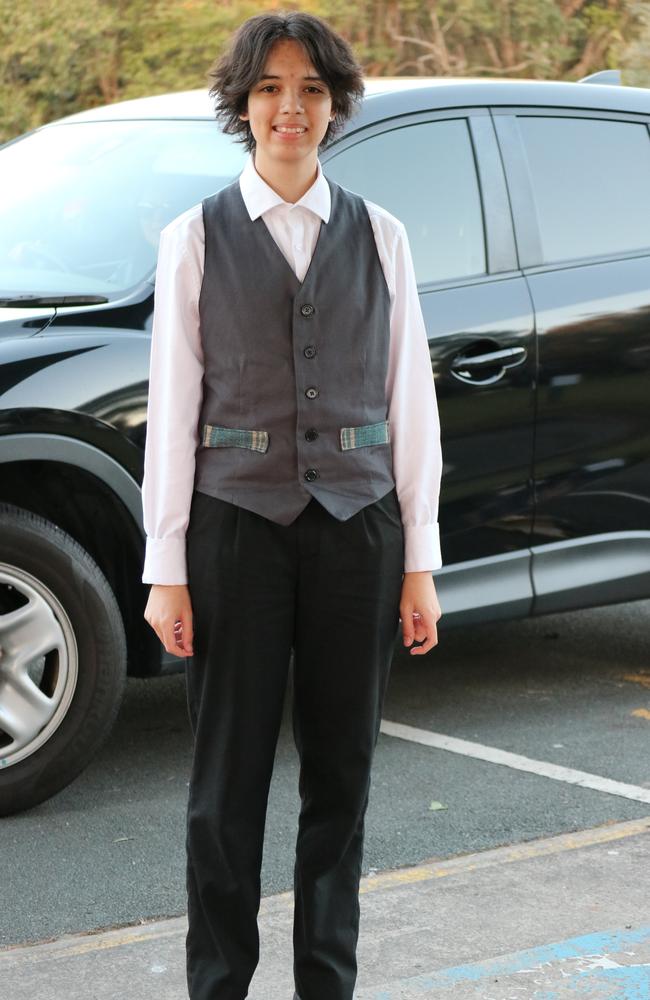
[{"x1": 280, "y1": 88, "x2": 305, "y2": 114}]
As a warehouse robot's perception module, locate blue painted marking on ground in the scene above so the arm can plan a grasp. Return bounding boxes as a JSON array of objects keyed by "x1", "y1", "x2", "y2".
[
  {"x1": 557, "y1": 966, "x2": 650, "y2": 998},
  {"x1": 368, "y1": 925, "x2": 650, "y2": 998}
]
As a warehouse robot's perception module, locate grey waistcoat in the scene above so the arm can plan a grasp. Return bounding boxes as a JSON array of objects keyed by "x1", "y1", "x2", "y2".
[{"x1": 193, "y1": 176, "x2": 395, "y2": 525}]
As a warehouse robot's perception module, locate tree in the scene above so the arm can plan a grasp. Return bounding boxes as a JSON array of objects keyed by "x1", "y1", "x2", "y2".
[
  {"x1": 0, "y1": 0, "x2": 647, "y2": 145},
  {"x1": 321, "y1": 0, "x2": 645, "y2": 79}
]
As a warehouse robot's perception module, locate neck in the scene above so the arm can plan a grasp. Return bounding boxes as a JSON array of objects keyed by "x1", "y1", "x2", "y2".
[{"x1": 252, "y1": 150, "x2": 319, "y2": 204}]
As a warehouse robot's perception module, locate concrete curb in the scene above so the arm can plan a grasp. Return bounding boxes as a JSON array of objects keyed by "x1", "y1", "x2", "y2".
[{"x1": 2, "y1": 815, "x2": 649, "y2": 999}]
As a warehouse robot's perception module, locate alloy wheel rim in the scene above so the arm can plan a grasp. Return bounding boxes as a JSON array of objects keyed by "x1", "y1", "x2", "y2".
[{"x1": 0, "y1": 563, "x2": 78, "y2": 767}]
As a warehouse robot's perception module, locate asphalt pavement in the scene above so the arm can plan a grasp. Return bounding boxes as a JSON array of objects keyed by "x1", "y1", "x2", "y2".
[{"x1": 2, "y1": 598, "x2": 650, "y2": 998}]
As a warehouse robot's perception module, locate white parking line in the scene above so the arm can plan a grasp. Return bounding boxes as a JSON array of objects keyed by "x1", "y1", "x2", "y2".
[{"x1": 380, "y1": 719, "x2": 650, "y2": 804}]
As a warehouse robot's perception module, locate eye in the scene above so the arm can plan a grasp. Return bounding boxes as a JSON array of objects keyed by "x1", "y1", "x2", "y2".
[{"x1": 260, "y1": 85, "x2": 277, "y2": 92}]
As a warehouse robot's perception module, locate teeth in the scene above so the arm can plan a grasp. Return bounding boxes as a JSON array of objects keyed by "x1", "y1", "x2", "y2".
[{"x1": 274, "y1": 126, "x2": 306, "y2": 133}]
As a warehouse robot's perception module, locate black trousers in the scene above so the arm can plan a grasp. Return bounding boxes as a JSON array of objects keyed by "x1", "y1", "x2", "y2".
[{"x1": 184, "y1": 486, "x2": 405, "y2": 1000}]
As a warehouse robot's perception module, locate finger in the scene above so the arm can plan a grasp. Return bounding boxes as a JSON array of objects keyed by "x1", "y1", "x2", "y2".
[
  {"x1": 154, "y1": 622, "x2": 177, "y2": 657},
  {"x1": 408, "y1": 612, "x2": 433, "y2": 652},
  {"x1": 401, "y1": 607, "x2": 415, "y2": 646},
  {"x1": 172, "y1": 617, "x2": 194, "y2": 657},
  {"x1": 404, "y1": 609, "x2": 428, "y2": 643},
  {"x1": 410, "y1": 619, "x2": 439, "y2": 655},
  {"x1": 183, "y1": 614, "x2": 194, "y2": 655},
  {"x1": 412, "y1": 614, "x2": 428, "y2": 641},
  {"x1": 163, "y1": 619, "x2": 183, "y2": 657}
]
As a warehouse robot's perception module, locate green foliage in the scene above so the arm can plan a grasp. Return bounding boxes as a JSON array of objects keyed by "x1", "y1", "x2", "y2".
[
  {"x1": 0, "y1": 0, "x2": 647, "y2": 144},
  {"x1": 1, "y1": 0, "x2": 114, "y2": 139},
  {"x1": 622, "y1": 0, "x2": 650, "y2": 86}
]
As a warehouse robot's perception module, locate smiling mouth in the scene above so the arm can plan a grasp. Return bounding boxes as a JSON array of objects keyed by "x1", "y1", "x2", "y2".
[{"x1": 273, "y1": 126, "x2": 307, "y2": 134}]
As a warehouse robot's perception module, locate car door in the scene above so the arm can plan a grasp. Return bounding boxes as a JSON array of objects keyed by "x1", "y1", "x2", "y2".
[
  {"x1": 493, "y1": 106, "x2": 650, "y2": 614},
  {"x1": 323, "y1": 109, "x2": 537, "y2": 623}
]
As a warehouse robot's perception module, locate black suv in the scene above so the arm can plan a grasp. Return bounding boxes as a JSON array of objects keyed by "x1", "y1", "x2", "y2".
[{"x1": 2, "y1": 73, "x2": 650, "y2": 816}]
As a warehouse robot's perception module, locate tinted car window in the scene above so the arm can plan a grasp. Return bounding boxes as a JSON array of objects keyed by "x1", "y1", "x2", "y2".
[
  {"x1": 0, "y1": 121, "x2": 246, "y2": 299},
  {"x1": 324, "y1": 119, "x2": 486, "y2": 286},
  {"x1": 518, "y1": 116, "x2": 650, "y2": 264}
]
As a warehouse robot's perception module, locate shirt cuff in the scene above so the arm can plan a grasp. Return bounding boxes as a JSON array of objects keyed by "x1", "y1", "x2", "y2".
[
  {"x1": 142, "y1": 537, "x2": 188, "y2": 585},
  {"x1": 403, "y1": 523, "x2": 443, "y2": 573}
]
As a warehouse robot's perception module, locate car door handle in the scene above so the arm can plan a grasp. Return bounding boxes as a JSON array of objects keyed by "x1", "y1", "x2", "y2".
[
  {"x1": 449, "y1": 343, "x2": 528, "y2": 385},
  {"x1": 451, "y1": 346, "x2": 527, "y2": 371}
]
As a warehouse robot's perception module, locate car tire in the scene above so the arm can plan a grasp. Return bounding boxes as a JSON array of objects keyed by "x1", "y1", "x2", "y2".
[{"x1": 0, "y1": 503, "x2": 127, "y2": 816}]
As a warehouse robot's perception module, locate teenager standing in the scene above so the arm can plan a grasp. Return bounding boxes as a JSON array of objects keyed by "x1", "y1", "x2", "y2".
[{"x1": 142, "y1": 11, "x2": 443, "y2": 1000}]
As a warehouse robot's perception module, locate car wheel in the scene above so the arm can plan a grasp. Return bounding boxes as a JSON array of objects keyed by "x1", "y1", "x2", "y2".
[{"x1": 0, "y1": 503, "x2": 127, "y2": 816}]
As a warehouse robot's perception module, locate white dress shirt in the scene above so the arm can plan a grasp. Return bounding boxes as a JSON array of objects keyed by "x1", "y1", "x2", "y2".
[{"x1": 141, "y1": 152, "x2": 443, "y2": 584}]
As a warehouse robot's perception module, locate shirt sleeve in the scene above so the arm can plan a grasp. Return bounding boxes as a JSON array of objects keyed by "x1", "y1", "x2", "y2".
[
  {"x1": 141, "y1": 217, "x2": 204, "y2": 585},
  {"x1": 377, "y1": 214, "x2": 443, "y2": 572}
]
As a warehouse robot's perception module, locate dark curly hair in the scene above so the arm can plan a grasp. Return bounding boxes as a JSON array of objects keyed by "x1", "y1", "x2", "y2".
[{"x1": 207, "y1": 11, "x2": 365, "y2": 153}]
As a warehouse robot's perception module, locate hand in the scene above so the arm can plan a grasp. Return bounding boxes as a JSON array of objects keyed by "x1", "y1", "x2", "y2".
[
  {"x1": 399, "y1": 571, "x2": 442, "y2": 655},
  {"x1": 144, "y1": 583, "x2": 194, "y2": 658}
]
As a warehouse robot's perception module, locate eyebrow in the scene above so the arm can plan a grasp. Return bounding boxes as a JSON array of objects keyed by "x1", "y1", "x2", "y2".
[{"x1": 257, "y1": 74, "x2": 326, "y2": 83}]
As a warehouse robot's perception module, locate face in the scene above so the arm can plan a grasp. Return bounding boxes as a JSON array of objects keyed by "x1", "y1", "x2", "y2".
[{"x1": 240, "y1": 38, "x2": 334, "y2": 165}]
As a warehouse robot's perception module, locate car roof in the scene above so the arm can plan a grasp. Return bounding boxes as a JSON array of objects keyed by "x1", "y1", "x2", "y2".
[{"x1": 51, "y1": 76, "x2": 650, "y2": 131}]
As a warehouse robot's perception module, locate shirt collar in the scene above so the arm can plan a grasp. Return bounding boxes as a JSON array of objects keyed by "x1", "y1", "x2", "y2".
[{"x1": 239, "y1": 152, "x2": 331, "y2": 224}]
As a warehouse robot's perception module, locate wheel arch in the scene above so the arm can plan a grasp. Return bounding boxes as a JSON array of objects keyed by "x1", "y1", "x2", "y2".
[{"x1": 0, "y1": 433, "x2": 161, "y2": 677}]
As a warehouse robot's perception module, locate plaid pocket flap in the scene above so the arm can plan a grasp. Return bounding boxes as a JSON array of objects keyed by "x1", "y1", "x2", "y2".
[
  {"x1": 340, "y1": 419, "x2": 390, "y2": 451},
  {"x1": 202, "y1": 424, "x2": 269, "y2": 453}
]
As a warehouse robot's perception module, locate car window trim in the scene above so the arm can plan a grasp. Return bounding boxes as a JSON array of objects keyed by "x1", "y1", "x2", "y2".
[
  {"x1": 323, "y1": 107, "x2": 520, "y2": 292},
  {"x1": 492, "y1": 107, "x2": 650, "y2": 271}
]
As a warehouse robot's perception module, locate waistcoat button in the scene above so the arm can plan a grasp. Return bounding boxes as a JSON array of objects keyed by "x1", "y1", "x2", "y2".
[
  {"x1": 304, "y1": 345, "x2": 317, "y2": 359},
  {"x1": 304, "y1": 468, "x2": 320, "y2": 482},
  {"x1": 305, "y1": 428, "x2": 318, "y2": 442},
  {"x1": 305, "y1": 386, "x2": 319, "y2": 399},
  {"x1": 300, "y1": 303, "x2": 315, "y2": 317}
]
